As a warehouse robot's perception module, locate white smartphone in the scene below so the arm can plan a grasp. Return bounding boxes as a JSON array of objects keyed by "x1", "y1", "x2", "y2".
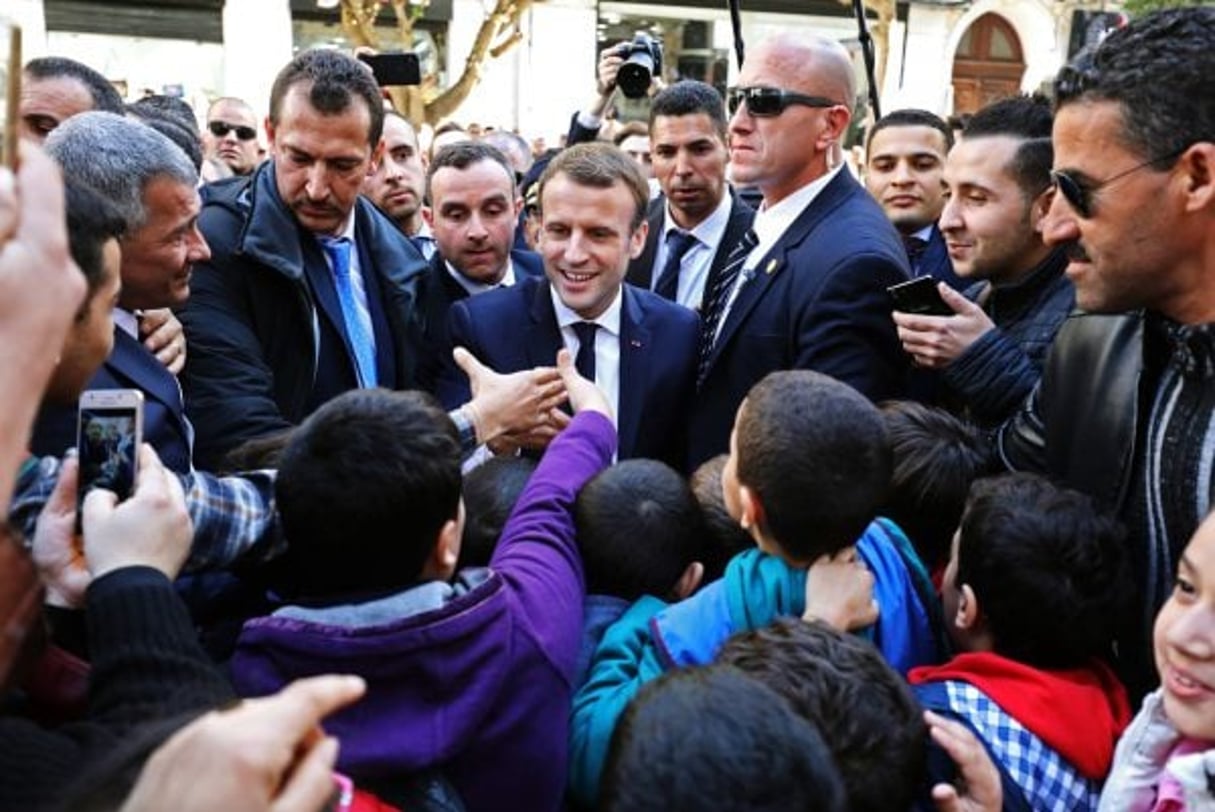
[{"x1": 77, "y1": 389, "x2": 144, "y2": 515}]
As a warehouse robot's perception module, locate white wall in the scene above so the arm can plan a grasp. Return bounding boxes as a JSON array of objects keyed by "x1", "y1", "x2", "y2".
[{"x1": 222, "y1": 0, "x2": 294, "y2": 122}]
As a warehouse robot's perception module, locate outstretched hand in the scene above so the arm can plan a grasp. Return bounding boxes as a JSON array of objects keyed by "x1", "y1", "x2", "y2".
[
  {"x1": 140, "y1": 309, "x2": 188, "y2": 375},
  {"x1": 454, "y1": 346, "x2": 567, "y2": 445},
  {"x1": 802, "y1": 546, "x2": 878, "y2": 631},
  {"x1": 556, "y1": 348, "x2": 612, "y2": 419}
]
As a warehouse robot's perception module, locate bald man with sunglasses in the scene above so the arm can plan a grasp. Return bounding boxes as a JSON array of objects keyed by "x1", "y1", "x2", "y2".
[
  {"x1": 201, "y1": 97, "x2": 261, "y2": 176},
  {"x1": 686, "y1": 32, "x2": 911, "y2": 467},
  {"x1": 998, "y1": 6, "x2": 1215, "y2": 702}
]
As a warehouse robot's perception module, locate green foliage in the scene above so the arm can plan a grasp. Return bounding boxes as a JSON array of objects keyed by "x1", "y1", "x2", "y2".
[{"x1": 1121, "y1": 0, "x2": 1209, "y2": 19}]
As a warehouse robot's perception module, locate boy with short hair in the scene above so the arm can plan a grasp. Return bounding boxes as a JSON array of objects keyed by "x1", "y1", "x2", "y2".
[
  {"x1": 231, "y1": 357, "x2": 616, "y2": 812},
  {"x1": 718, "y1": 619, "x2": 926, "y2": 812},
  {"x1": 573, "y1": 459, "x2": 706, "y2": 686},
  {"x1": 569, "y1": 371, "x2": 941, "y2": 805},
  {"x1": 909, "y1": 473, "x2": 1132, "y2": 811}
]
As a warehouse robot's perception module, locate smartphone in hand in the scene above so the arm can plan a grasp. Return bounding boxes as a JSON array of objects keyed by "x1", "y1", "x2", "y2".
[
  {"x1": 888, "y1": 276, "x2": 953, "y2": 317},
  {"x1": 77, "y1": 390, "x2": 144, "y2": 524}
]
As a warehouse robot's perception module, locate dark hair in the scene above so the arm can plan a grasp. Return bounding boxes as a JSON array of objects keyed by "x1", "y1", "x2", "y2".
[
  {"x1": 426, "y1": 141, "x2": 517, "y2": 202},
  {"x1": 962, "y1": 95, "x2": 1054, "y2": 200},
  {"x1": 612, "y1": 120, "x2": 648, "y2": 146},
  {"x1": 867, "y1": 108, "x2": 954, "y2": 153},
  {"x1": 126, "y1": 101, "x2": 204, "y2": 171},
  {"x1": 575, "y1": 460, "x2": 706, "y2": 601},
  {"x1": 273, "y1": 389, "x2": 462, "y2": 599},
  {"x1": 879, "y1": 401, "x2": 993, "y2": 569},
  {"x1": 539, "y1": 142, "x2": 649, "y2": 231},
  {"x1": 955, "y1": 473, "x2": 1129, "y2": 669},
  {"x1": 690, "y1": 454, "x2": 754, "y2": 582},
  {"x1": 649, "y1": 80, "x2": 727, "y2": 140},
  {"x1": 268, "y1": 49, "x2": 384, "y2": 146},
  {"x1": 718, "y1": 620, "x2": 925, "y2": 812},
  {"x1": 1054, "y1": 7, "x2": 1214, "y2": 166},
  {"x1": 434, "y1": 121, "x2": 465, "y2": 137},
  {"x1": 459, "y1": 456, "x2": 537, "y2": 569},
  {"x1": 24, "y1": 56, "x2": 124, "y2": 114},
  {"x1": 736, "y1": 371, "x2": 891, "y2": 561},
  {"x1": 601, "y1": 665, "x2": 846, "y2": 812},
  {"x1": 64, "y1": 178, "x2": 126, "y2": 308}
]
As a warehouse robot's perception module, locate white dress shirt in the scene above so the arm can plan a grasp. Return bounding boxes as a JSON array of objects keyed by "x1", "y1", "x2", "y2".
[
  {"x1": 551, "y1": 285, "x2": 623, "y2": 432},
  {"x1": 650, "y1": 192, "x2": 733, "y2": 310}
]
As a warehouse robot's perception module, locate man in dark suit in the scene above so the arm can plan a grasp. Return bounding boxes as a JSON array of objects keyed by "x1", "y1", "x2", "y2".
[
  {"x1": 864, "y1": 109, "x2": 965, "y2": 291},
  {"x1": 180, "y1": 50, "x2": 430, "y2": 470},
  {"x1": 689, "y1": 33, "x2": 911, "y2": 468},
  {"x1": 439, "y1": 143, "x2": 698, "y2": 469},
  {"x1": 32, "y1": 111, "x2": 209, "y2": 474},
  {"x1": 626, "y1": 81, "x2": 756, "y2": 312},
  {"x1": 416, "y1": 142, "x2": 543, "y2": 391}
]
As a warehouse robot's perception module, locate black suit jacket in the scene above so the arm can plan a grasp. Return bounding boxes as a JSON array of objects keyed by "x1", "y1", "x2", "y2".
[
  {"x1": 688, "y1": 169, "x2": 912, "y2": 468},
  {"x1": 32, "y1": 328, "x2": 194, "y2": 474},
  {"x1": 438, "y1": 276, "x2": 699, "y2": 469},
  {"x1": 416, "y1": 249, "x2": 543, "y2": 392},
  {"x1": 626, "y1": 193, "x2": 756, "y2": 311}
]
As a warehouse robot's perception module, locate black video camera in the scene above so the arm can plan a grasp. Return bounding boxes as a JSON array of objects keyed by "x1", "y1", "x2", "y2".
[{"x1": 614, "y1": 34, "x2": 663, "y2": 99}]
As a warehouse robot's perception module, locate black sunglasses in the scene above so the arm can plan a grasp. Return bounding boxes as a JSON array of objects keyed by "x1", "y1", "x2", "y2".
[
  {"x1": 1050, "y1": 145, "x2": 1188, "y2": 219},
  {"x1": 726, "y1": 86, "x2": 840, "y2": 118},
  {"x1": 208, "y1": 120, "x2": 257, "y2": 141}
]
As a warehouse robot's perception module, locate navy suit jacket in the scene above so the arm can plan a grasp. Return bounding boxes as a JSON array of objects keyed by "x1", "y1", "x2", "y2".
[
  {"x1": 688, "y1": 169, "x2": 912, "y2": 468},
  {"x1": 416, "y1": 249, "x2": 543, "y2": 392},
  {"x1": 626, "y1": 193, "x2": 756, "y2": 311},
  {"x1": 32, "y1": 328, "x2": 193, "y2": 474},
  {"x1": 439, "y1": 276, "x2": 699, "y2": 469}
]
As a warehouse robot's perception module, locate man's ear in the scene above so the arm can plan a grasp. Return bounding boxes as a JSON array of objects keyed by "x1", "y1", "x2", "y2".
[
  {"x1": 1029, "y1": 185, "x2": 1055, "y2": 233},
  {"x1": 1178, "y1": 142, "x2": 1215, "y2": 214},
  {"x1": 737, "y1": 484, "x2": 761, "y2": 532},
  {"x1": 264, "y1": 117, "x2": 276, "y2": 154},
  {"x1": 671, "y1": 561, "x2": 705, "y2": 600},
  {"x1": 628, "y1": 219, "x2": 649, "y2": 260},
  {"x1": 955, "y1": 583, "x2": 980, "y2": 631}
]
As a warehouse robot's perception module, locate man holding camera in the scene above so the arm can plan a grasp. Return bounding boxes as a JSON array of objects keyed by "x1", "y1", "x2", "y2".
[
  {"x1": 625, "y1": 80, "x2": 755, "y2": 312},
  {"x1": 687, "y1": 33, "x2": 910, "y2": 467}
]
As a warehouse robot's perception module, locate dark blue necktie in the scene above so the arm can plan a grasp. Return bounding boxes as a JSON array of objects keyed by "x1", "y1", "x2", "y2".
[
  {"x1": 697, "y1": 228, "x2": 758, "y2": 385},
  {"x1": 319, "y1": 236, "x2": 378, "y2": 388},
  {"x1": 654, "y1": 230, "x2": 698, "y2": 301},
  {"x1": 573, "y1": 321, "x2": 599, "y2": 382}
]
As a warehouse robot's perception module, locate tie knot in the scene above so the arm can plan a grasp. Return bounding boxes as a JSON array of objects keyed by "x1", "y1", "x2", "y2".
[
  {"x1": 902, "y1": 234, "x2": 928, "y2": 262},
  {"x1": 573, "y1": 321, "x2": 599, "y2": 344},
  {"x1": 667, "y1": 229, "x2": 698, "y2": 256}
]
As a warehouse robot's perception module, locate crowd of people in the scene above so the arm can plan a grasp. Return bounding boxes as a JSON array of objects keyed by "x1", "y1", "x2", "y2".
[{"x1": 1, "y1": 5, "x2": 1212, "y2": 811}]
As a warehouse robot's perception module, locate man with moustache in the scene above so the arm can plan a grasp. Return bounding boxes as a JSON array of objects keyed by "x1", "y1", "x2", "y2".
[
  {"x1": 998, "y1": 6, "x2": 1215, "y2": 699},
  {"x1": 687, "y1": 32, "x2": 909, "y2": 467},
  {"x1": 180, "y1": 49, "x2": 429, "y2": 470},
  {"x1": 625, "y1": 80, "x2": 755, "y2": 312}
]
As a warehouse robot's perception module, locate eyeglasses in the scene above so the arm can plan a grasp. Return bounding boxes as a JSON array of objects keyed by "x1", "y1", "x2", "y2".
[
  {"x1": 1050, "y1": 145, "x2": 1188, "y2": 219},
  {"x1": 208, "y1": 120, "x2": 257, "y2": 141},
  {"x1": 726, "y1": 86, "x2": 840, "y2": 118}
]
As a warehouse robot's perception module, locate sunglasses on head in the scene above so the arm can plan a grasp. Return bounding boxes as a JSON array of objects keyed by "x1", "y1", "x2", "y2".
[
  {"x1": 726, "y1": 86, "x2": 840, "y2": 118},
  {"x1": 1050, "y1": 144, "x2": 1188, "y2": 219},
  {"x1": 208, "y1": 120, "x2": 257, "y2": 141}
]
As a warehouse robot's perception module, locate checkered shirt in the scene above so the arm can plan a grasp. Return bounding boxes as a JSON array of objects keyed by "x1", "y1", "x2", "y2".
[{"x1": 945, "y1": 681, "x2": 1101, "y2": 811}]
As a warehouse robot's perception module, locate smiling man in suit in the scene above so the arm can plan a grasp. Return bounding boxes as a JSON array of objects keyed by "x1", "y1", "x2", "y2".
[
  {"x1": 626, "y1": 80, "x2": 755, "y2": 312},
  {"x1": 32, "y1": 112, "x2": 209, "y2": 474},
  {"x1": 688, "y1": 33, "x2": 911, "y2": 467},
  {"x1": 439, "y1": 143, "x2": 699, "y2": 468}
]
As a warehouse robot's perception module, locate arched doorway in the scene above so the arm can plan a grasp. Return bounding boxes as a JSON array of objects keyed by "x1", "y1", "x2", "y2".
[{"x1": 951, "y1": 13, "x2": 1026, "y2": 114}]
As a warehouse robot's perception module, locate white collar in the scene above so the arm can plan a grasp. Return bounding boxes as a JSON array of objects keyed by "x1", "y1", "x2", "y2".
[
  {"x1": 752, "y1": 163, "x2": 845, "y2": 248},
  {"x1": 551, "y1": 284, "x2": 623, "y2": 337},
  {"x1": 113, "y1": 308, "x2": 140, "y2": 340},
  {"x1": 446, "y1": 258, "x2": 517, "y2": 296},
  {"x1": 661, "y1": 191, "x2": 732, "y2": 246}
]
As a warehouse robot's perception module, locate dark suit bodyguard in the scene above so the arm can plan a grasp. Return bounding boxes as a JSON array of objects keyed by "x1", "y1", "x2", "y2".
[
  {"x1": 415, "y1": 141, "x2": 543, "y2": 391},
  {"x1": 33, "y1": 112, "x2": 209, "y2": 473},
  {"x1": 180, "y1": 50, "x2": 429, "y2": 470},
  {"x1": 441, "y1": 143, "x2": 698, "y2": 469},
  {"x1": 625, "y1": 80, "x2": 755, "y2": 312}
]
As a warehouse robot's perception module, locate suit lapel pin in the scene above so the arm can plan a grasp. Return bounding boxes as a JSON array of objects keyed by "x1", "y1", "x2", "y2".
[
  {"x1": 765, "y1": 259, "x2": 779, "y2": 276},
  {"x1": 630, "y1": 339, "x2": 643, "y2": 348}
]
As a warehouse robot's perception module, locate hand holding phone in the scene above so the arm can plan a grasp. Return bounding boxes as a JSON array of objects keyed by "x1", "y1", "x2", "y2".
[
  {"x1": 77, "y1": 390, "x2": 144, "y2": 519},
  {"x1": 887, "y1": 276, "x2": 953, "y2": 317}
]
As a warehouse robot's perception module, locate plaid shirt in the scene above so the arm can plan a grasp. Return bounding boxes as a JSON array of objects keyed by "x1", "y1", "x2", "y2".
[
  {"x1": 10, "y1": 455, "x2": 282, "y2": 572},
  {"x1": 945, "y1": 681, "x2": 1101, "y2": 811}
]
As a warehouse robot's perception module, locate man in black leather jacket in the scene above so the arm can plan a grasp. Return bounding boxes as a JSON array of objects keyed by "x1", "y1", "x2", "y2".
[{"x1": 996, "y1": 6, "x2": 1215, "y2": 699}]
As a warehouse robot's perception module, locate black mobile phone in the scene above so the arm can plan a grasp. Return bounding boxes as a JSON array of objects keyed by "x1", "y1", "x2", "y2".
[
  {"x1": 77, "y1": 390, "x2": 144, "y2": 525},
  {"x1": 357, "y1": 52, "x2": 422, "y2": 87},
  {"x1": 888, "y1": 276, "x2": 952, "y2": 317}
]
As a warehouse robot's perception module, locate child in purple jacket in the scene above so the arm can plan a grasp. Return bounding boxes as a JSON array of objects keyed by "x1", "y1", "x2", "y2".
[{"x1": 231, "y1": 357, "x2": 615, "y2": 812}]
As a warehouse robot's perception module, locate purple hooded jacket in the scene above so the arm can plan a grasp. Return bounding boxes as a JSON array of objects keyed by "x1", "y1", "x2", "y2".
[{"x1": 230, "y1": 412, "x2": 617, "y2": 812}]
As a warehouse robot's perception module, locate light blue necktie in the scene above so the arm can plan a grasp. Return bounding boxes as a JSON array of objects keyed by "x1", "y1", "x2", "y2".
[{"x1": 319, "y1": 236, "x2": 378, "y2": 388}]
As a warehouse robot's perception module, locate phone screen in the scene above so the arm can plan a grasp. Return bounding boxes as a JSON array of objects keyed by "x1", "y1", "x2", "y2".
[
  {"x1": 357, "y1": 52, "x2": 421, "y2": 87},
  {"x1": 77, "y1": 407, "x2": 139, "y2": 506},
  {"x1": 888, "y1": 277, "x2": 953, "y2": 317},
  {"x1": 0, "y1": 23, "x2": 21, "y2": 171}
]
